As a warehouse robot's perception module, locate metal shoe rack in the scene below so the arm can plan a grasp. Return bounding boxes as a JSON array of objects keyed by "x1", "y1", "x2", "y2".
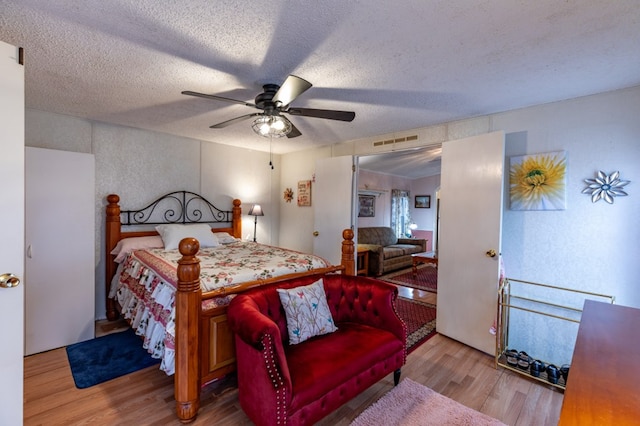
[{"x1": 496, "y1": 278, "x2": 614, "y2": 390}]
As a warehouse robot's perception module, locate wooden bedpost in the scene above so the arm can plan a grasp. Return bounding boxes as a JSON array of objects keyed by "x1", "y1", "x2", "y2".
[
  {"x1": 105, "y1": 194, "x2": 121, "y2": 321},
  {"x1": 341, "y1": 228, "x2": 356, "y2": 276},
  {"x1": 175, "y1": 237, "x2": 202, "y2": 423},
  {"x1": 232, "y1": 199, "x2": 242, "y2": 238}
]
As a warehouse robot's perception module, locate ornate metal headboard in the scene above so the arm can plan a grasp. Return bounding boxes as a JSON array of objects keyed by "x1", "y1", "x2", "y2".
[
  {"x1": 119, "y1": 190, "x2": 234, "y2": 226},
  {"x1": 105, "y1": 191, "x2": 242, "y2": 320}
]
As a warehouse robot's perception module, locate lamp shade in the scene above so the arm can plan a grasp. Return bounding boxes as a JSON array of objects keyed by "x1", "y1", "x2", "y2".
[{"x1": 248, "y1": 204, "x2": 264, "y2": 216}]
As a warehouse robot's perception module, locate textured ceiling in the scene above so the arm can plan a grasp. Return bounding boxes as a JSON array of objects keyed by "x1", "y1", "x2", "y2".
[
  {"x1": 359, "y1": 145, "x2": 442, "y2": 179},
  {"x1": 1, "y1": 0, "x2": 639, "y2": 165}
]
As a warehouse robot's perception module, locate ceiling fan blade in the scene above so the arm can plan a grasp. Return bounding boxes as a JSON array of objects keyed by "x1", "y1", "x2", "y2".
[
  {"x1": 286, "y1": 107, "x2": 355, "y2": 122},
  {"x1": 273, "y1": 75, "x2": 312, "y2": 107},
  {"x1": 210, "y1": 113, "x2": 262, "y2": 128},
  {"x1": 182, "y1": 90, "x2": 257, "y2": 108},
  {"x1": 284, "y1": 117, "x2": 302, "y2": 138}
]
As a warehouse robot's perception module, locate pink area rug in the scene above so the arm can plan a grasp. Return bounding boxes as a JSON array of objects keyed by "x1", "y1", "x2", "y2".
[
  {"x1": 380, "y1": 265, "x2": 437, "y2": 293},
  {"x1": 394, "y1": 297, "x2": 436, "y2": 353},
  {"x1": 351, "y1": 378, "x2": 506, "y2": 426}
]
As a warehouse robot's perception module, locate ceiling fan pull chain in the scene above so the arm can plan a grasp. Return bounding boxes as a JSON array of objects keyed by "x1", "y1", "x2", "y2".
[{"x1": 269, "y1": 135, "x2": 274, "y2": 170}]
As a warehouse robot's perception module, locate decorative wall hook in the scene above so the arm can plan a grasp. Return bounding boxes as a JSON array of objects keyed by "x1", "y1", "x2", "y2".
[
  {"x1": 283, "y1": 188, "x2": 294, "y2": 203},
  {"x1": 582, "y1": 170, "x2": 630, "y2": 204}
]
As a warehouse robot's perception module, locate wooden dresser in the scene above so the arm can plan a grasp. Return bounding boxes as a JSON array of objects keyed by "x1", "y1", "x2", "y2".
[{"x1": 559, "y1": 300, "x2": 640, "y2": 425}]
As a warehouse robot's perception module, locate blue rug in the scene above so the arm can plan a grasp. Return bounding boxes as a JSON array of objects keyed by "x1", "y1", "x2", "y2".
[{"x1": 66, "y1": 328, "x2": 160, "y2": 389}]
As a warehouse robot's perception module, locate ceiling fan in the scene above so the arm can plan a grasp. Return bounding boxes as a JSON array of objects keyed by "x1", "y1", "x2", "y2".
[{"x1": 182, "y1": 75, "x2": 355, "y2": 138}]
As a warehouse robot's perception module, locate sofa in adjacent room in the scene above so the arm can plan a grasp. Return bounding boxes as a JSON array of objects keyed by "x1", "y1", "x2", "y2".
[
  {"x1": 358, "y1": 226, "x2": 427, "y2": 276},
  {"x1": 227, "y1": 272, "x2": 406, "y2": 426}
]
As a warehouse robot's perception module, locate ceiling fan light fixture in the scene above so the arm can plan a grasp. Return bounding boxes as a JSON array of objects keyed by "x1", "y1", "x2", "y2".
[
  {"x1": 252, "y1": 115, "x2": 291, "y2": 138},
  {"x1": 272, "y1": 119, "x2": 286, "y2": 131},
  {"x1": 184, "y1": 75, "x2": 354, "y2": 138}
]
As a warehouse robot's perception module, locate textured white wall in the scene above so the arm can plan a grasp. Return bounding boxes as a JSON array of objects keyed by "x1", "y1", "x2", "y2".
[
  {"x1": 92, "y1": 123, "x2": 202, "y2": 318},
  {"x1": 356, "y1": 170, "x2": 414, "y2": 228},
  {"x1": 25, "y1": 110, "x2": 280, "y2": 319},
  {"x1": 311, "y1": 86, "x2": 639, "y2": 308},
  {"x1": 281, "y1": 85, "x2": 640, "y2": 367},
  {"x1": 497, "y1": 88, "x2": 639, "y2": 305},
  {"x1": 352, "y1": 170, "x2": 439, "y2": 231},
  {"x1": 494, "y1": 88, "x2": 640, "y2": 365},
  {"x1": 410, "y1": 174, "x2": 440, "y2": 234},
  {"x1": 25, "y1": 84, "x2": 640, "y2": 339},
  {"x1": 200, "y1": 142, "x2": 281, "y2": 245},
  {"x1": 278, "y1": 146, "x2": 332, "y2": 253},
  {"x1": 25, "y1": 110, "x2": 92, "y2": 153}
]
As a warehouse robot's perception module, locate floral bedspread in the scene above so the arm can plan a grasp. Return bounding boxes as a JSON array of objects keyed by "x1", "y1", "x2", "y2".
[{"x1": 111, "y1": 241, "x2": 331, "y2": 375}]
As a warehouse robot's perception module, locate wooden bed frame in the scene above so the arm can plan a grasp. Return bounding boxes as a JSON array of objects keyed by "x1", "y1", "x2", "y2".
[{"x1": 105, "y1": 191, "x2": 355, "y2": 423}]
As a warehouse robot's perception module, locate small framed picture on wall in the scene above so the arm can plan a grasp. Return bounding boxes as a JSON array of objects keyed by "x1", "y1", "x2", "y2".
[
  {"x1": 415, "y1": 195, "x2": 431, "y2": 208},
  {"x1": 358, "y1": 194, "x2": 376, "y2": 217}
]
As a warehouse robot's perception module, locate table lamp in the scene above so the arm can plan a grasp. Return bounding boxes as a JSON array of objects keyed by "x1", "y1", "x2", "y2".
[{"x1": 248, "y1": 204, "x2": 264, "y2": 242}]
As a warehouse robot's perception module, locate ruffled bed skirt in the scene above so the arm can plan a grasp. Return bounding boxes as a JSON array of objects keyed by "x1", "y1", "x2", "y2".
[
  {"x1": 115, "y1": 283, "x2": 176, "y2": 375},
  {"x1": 110, "y1": 259, "x2": 236, "y2": 376}
]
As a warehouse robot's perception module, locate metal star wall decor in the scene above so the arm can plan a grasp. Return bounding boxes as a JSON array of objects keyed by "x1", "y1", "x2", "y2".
[{"x1": 582, "y1": 170, "x2": 630, "y2": 204}]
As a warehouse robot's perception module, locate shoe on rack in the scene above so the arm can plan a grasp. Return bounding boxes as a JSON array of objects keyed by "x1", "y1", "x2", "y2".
[
  {"x1": 546, "y1": 364, "x2": 560, "y2": 384},
  {"x1": 505, "y1": 349, "x2": 519, "y2": 367},
  {"x1": 560, "y1": 364, "x2": 570, "y2": 383},
  {"x1": 517, "y1": 351, "x2": 531, "y2": 370},
  {"x1": 530, "y1": 359, "x2": 545, "y2": 377}
]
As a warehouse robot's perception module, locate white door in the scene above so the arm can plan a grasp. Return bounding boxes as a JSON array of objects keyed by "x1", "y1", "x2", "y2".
[
  {"x1": 25, "y1": 148, "x2": 95, "y2": 355},
  {"x1": 0, "y1": 41, "x2": 25, "y2": 425},
  {"x1": 312, "y1": 156, "x2": 356, "y2": 269},
  {"x1": 437, "y1": 131, "x2": 505, "y2": 355}
]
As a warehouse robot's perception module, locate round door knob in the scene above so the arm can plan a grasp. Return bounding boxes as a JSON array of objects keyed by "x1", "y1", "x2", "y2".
[
  {"x1": 485, "y1": 249, "x2": 497, "y2": 258},
  {"x1": 313, "y1": 231, "x2": 319, "y2": 237},
  {"x1": 0, "y1": 273, "x2": 21, "y2": 288}
]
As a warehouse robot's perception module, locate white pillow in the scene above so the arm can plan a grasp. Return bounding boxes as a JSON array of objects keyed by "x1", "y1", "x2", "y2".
[
  {"x1": 110, "y1": 235, "x2": 164, "y2": 263},
  {"x1": 277, "y1": 279, "x2": 338, "y2": 345},
  {"x1": 214, "y1": 232, "x2": 239, "y2": 244},
  {"x1": 155, "y1": 224, "x2": 219, "y2": 250}
]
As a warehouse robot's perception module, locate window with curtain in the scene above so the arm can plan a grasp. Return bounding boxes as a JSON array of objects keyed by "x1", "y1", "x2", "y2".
[{"x1": 390, "y1": 189, "x2": 411, "y2": 238}]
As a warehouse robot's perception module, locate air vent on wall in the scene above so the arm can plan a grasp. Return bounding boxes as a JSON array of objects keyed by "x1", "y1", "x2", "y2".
[{"x1": 372, "y1": 134, "x2": 418, "y2": 147}]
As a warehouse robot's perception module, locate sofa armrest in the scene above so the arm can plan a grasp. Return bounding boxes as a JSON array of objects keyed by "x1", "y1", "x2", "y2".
[
  {"x1": 398, "y1": 237, "x2": 426, "y2": 252},
  {"x1": 228, "y1": 296, "x2": 282, "y2": 349},
  {"x1": 324, "y1": 275, "x2": 406, "y2": 344},
  {"x1": 228, "y1": 296, "x2": 293, "y2": 411},
  {"x1": 227, "y1": 296, "x2": 292, "y2": 386},
  {"x1": 357, "y1": 243, "x2": 381, "y2": 252}
]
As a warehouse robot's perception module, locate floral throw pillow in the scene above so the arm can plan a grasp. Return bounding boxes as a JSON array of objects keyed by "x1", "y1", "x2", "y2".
[{"x1": 277, "y1": 279, "x2": 338, "y2": 345}]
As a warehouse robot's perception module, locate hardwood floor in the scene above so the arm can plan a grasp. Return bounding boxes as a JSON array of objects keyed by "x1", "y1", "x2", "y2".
[
  {"x1": 397, "y1": 285, "x2": 436, "y2": 305},
  {"x1": 24, "y1": 283, "x2": 563, "y2": 425}
]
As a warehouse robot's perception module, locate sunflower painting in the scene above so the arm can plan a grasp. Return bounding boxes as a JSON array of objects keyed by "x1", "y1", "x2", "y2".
[{"x1": 509, "y1": 151, "x2": 567, "y2": 210}]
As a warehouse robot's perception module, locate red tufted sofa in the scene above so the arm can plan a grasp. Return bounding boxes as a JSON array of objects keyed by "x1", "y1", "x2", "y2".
[{"x1": 227, "y1": 273, "x2": 406, "y2": 426}]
